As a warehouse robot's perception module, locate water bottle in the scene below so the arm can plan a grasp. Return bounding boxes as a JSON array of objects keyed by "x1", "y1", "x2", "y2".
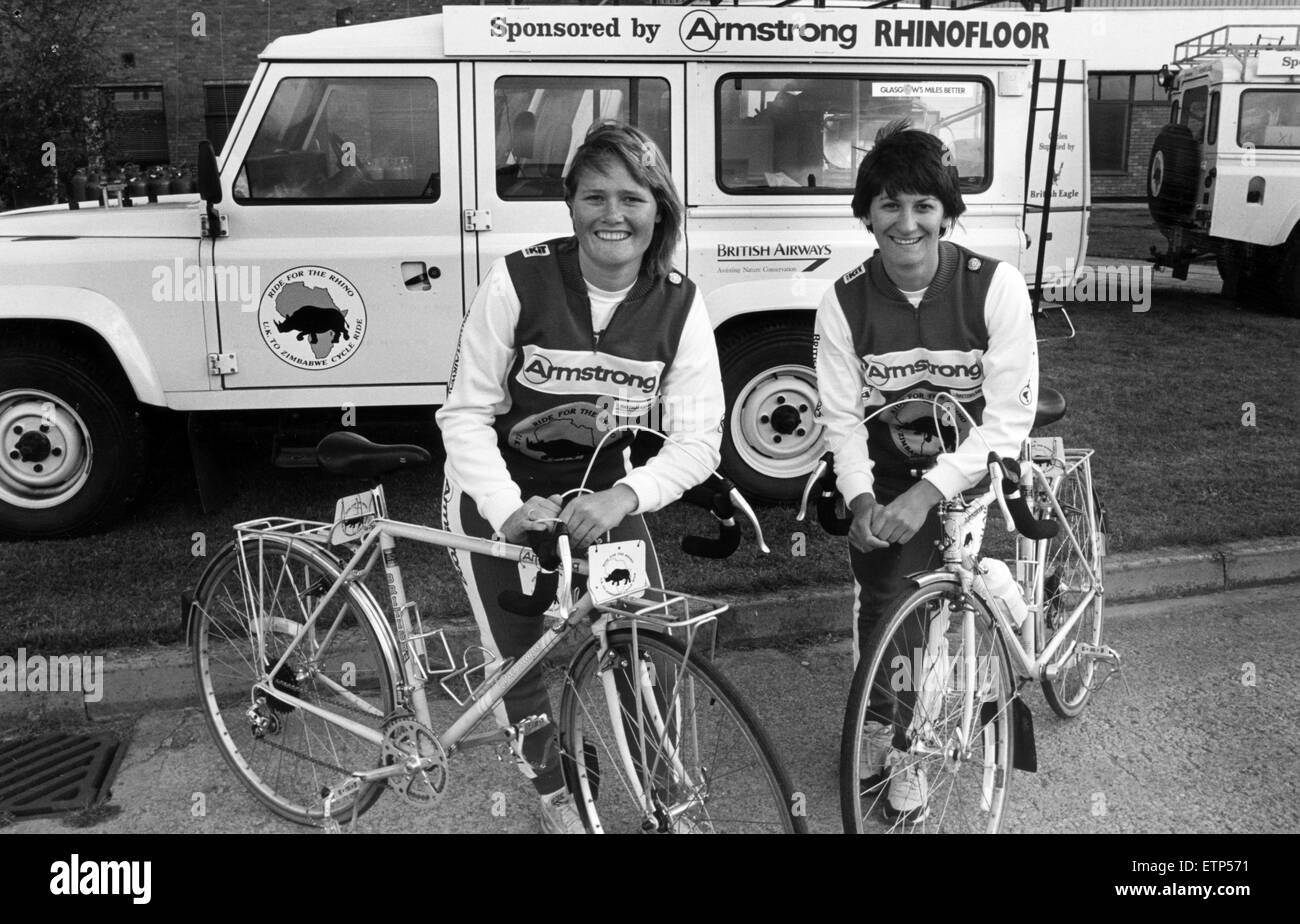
[{"x1": 980, "y1": 557, "x2": 1028, "y2": 628}]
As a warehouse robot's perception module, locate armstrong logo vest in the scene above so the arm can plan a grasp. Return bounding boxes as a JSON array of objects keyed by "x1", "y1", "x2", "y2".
[
  {"x1": 495, "y1": 237, "x2": 694, "y2": 489},
  {"x1": 833, "y1": 241, "x2": 996, "y2": 471}
]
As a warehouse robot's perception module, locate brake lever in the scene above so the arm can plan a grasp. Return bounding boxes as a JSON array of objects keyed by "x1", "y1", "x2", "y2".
[
  {"x1": 796, "y1": 457, "x2": 829, "y2": 523},
  {"x1": 987, "y1": 453, "x2": 1016, "y2": 533},
  {"x1": 727, "y1": 486, "x2": 770, "y2": 555}
]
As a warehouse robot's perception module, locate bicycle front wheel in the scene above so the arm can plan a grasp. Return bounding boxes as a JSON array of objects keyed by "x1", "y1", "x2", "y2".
[
  {"x1": 558, "y1": 628, "x2": 805, "y2": 833},
  {"x1": 840, "y1": 579, "x2": 1015, "y2": 833},
  {"x1": 191, "y1": 534, "x2": 399, "y2": 827},
  {"x1": 1041, "y1": 461, "x2": 1107, "y2": 718}
]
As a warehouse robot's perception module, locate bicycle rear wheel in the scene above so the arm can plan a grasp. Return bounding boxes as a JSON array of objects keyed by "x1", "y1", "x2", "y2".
[
  {"x1": 1040, "y1": 461, "x2": 1107, "y2": 718},
  {"x1": 840, "y1": 579, "x2": 1015, "y2": 834},
  {"x1": 191, "y1": 535, "x2": 399, "y2": 827},
  {"x1": 558, "y1": 628, "x2": 805, "y2": 833}
]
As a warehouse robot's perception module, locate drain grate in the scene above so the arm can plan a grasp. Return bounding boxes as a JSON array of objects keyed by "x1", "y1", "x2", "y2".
[{"x1": 0, "y1": 732, "x2": 124, "y2": 820}]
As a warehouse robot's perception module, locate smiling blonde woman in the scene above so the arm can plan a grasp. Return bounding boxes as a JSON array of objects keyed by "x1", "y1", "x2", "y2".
[{"x1": 435, "y1": 122, "x2": 723, "y2": 834}]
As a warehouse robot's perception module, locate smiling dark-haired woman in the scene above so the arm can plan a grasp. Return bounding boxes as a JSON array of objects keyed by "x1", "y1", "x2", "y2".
[
  {"x1": 815, "y1": 120, "x2": 1039, "y2": 827},
  {"x1": 436, "y1": 122, "x2": 723, "y2": 834}
]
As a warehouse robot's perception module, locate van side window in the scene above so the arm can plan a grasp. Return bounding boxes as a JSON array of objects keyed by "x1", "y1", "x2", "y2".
[
  {"x1": 717, "y1": 75, "x2": 989, "y2": 194},
  {"x1": 1239, "y1": 90, "x2": 1300, "y2": 148},
  {"x1": 494, "y1": 76, "x2": 670, "y2": 200},
  {"x1": 233, "y1": 77, "x2": 440, "y2": 202}
]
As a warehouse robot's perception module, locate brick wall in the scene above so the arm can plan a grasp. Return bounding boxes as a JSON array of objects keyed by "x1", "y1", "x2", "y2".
[
  {"x1": 97, "y1": 0, "x2": 446, "y2": 166},
  {"x1": 1094, "y1": 102, "x2": 1171, "y2": 200}
]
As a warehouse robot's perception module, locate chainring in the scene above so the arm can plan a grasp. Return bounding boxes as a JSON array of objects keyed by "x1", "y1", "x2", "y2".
[{"x1": 380, "y1": 715, "x2": 449, "y2": 808}]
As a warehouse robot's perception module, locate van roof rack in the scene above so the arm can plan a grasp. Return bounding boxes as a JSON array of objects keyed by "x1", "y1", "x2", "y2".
[{"x1": 1172, "y1": 24, "x2": 1300, "y2": 68}]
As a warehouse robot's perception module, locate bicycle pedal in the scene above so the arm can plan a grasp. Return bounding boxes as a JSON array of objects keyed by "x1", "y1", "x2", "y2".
[
  {"x1": 1078, "y1": 643, "x2": 1121, "y2": 668},
  {"x1": 507, "y1": 714, "x2": 551, "y2": 740}
]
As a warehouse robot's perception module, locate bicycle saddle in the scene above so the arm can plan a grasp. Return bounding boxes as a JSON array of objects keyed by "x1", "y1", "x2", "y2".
[
  {"x1": 1034, "y1": 387, "x2": 1066, "y2": 429},
  {"x1": 315, "y1": 431, "x2": 432, "y2": 478}
]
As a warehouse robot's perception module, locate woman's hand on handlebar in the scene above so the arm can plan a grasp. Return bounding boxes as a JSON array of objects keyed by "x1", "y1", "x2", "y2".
[
  {"x1": 500, "y1": 494, "x2": 564, "y2": 544},
  {"x1": 848, "y1": 480, "x2": 943, "y2": 551},
  {"x1": 560, "y1": 485, "x2": 638, "y2": 551},
  {"x1": 848, "y1": 493, "x2": 889, "y2": 552}
]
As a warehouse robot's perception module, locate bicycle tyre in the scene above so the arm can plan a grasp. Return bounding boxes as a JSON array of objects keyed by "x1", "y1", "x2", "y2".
[
  {"x1": 840, "y1": 579, "x2": 1016, "y2": 834},
  {"x1": 191, "y1": 534, "x2": 400, "y2": 827},
  {"x1": 1041, "y1": 465, "x2": 1107, "y2": 718},
  {"x1": 557, "y1": 628, "x2": 806, "y2": 833}
]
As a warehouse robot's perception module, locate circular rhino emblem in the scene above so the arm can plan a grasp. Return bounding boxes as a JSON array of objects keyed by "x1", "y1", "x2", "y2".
[{"x1": 259, "y1": 266, "x2": 366, "y2": 370}]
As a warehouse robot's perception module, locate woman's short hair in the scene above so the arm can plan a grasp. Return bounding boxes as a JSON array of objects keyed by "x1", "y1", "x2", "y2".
[
  {"x1": 850, "y1": 120, "x2": 965, "y2": 232},
  {"x1": 564, "y1": 121, "x2": 682, "y2": 277}
]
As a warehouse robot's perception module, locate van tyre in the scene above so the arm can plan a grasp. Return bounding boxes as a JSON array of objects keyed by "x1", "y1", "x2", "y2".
[
  {"x1": 0, "y1": 342, "x2": 147, "y2": 539},
  {"x1": 1277, "y1": 239, "x2": 1300, "y2": 318},
  {"x1": 1216, "y1": 242, "x2": 1273, "y2": 305},
  {"x1": 718, "y1": 320, "x2": 821, "y2": 504},
  {"x1": 1147, "y1": 124, "x2": 1198, "y2": 228}
]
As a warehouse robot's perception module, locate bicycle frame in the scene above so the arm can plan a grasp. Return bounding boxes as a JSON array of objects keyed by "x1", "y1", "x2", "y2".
[
  {"x1": 227, "y1": 483, "x2": 725, "y2": 824},
  {"x1": 925, "y1": 444, "x2": 1102, "y2": 686}
]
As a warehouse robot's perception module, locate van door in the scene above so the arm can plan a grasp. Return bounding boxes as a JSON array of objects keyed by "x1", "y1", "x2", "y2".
[
  {"x1": 211, "y1": 63, "x2": 463, "y2": 395},
  {"x1": 1023, "y1": 60, "x2": 1089, "y2": 289},
  {"x1": 468, "y1": 62, "x2": 686, "y2": 281}
]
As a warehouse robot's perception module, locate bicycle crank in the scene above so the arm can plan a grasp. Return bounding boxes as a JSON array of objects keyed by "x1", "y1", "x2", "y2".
[{"x1": 381, "y1": 715, "x2": 449, "y2": 808}]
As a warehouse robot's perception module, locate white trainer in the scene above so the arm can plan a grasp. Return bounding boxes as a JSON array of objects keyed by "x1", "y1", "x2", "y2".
[
  {"x1": 880, "y1": 749, "x2": 929, "y2": 826},
  {"x1": 859, "y1": 720, "x2": 894, "y2": 793},
  {"x1": 539, "y1": 789, "x2": 588, "y2": 835}
]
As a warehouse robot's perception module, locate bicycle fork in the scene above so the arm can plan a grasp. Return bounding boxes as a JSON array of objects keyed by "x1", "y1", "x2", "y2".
[{"x1": 596, "y1": 632, "x2": 703, "y2": 833}]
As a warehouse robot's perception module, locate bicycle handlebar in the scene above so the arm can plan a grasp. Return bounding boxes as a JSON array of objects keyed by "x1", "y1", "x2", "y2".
[
  {"x1": 497, "y1": 526, "x2": 571, "y2": 618},
  {"x1": 679, "y1": 473, "x2": 770, "y2": 557},
  {"x1": 986, "y1": 453, "x2": 1059, "y2": 542}
]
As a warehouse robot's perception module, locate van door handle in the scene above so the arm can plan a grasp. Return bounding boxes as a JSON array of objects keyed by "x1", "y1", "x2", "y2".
[{"x1": 401, "y1": 262, "x2": 440, "y2": 290}]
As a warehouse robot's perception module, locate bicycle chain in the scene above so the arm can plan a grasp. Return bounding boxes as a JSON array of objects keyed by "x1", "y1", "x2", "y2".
[{"x1": 241, "y1": 682, "x2": 398, "y2": 784}]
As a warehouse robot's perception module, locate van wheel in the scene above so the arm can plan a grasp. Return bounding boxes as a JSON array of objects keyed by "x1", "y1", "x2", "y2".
[
  {"x1": 1278, "y1": 239, "x2": 1300, "y2": 317},
  {"x1": 1216, "y1": 242, "x2": 1271, "y2": 305},
  {"x1": 718, "y1": 321, "x2": 821, "y2": 504},
  {"x1": 0, "y1": 343, "x2": 147, "y2": 539},
  {"x1": 1147, "y1": 124, "x2": 1198, "y2": 228}
]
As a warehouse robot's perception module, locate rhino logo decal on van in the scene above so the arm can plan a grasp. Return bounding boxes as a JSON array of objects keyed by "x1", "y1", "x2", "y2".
[{"x1": 258, "y1": 266, "x2": 367, "y2": 369}]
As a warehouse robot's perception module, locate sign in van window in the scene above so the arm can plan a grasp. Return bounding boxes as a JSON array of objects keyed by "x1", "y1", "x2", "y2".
[
  {"x1": 717, "y1": 75, "x2": 988, "y2": 194},
  {"x1": 233, "y1": 77, "x2": 440, "y2": 202},
  {"x1": 495, "y1": 76, "x2": 670, "y2": 200}
]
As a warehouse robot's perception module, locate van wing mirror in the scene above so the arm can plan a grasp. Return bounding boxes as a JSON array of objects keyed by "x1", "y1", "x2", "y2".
[{"x1": 198, "y1": 140, "x2": 223, "y2": 205}]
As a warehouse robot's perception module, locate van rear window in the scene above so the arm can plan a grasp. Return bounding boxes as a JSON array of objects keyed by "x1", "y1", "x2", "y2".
[
  {"x1": 494, "y1": 76, "x2": 670, "y2": 200},
  {"x1": 717, "y1": 75, "x2": 989, "y2": 194}
]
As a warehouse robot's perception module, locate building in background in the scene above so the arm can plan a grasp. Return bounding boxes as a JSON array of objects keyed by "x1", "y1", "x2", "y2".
[{"x1": 14, "y1": 1, "x2": 1300, "y2": 199}]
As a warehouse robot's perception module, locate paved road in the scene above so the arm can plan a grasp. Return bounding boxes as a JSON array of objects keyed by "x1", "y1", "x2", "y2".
[{"x1": 2, "y1": 584, "x2": 1296, "y2": 834}]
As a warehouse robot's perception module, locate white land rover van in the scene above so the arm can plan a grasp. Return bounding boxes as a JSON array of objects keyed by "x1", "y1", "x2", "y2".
[
  {"x1": 1148, "y1": 26, "x2": 1300, "y2": 313},
  {"x1": 0, "y1": 4, "x2": 1087, "y2": 539}
]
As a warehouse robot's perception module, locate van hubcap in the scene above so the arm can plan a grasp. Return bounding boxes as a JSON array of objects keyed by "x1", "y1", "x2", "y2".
[
  {"x1": 731, "y1": 364, "x2": 823, "y2": 480},
  {"x1": 0, "y1": 390, "x2": 92, "y2": 508}
]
